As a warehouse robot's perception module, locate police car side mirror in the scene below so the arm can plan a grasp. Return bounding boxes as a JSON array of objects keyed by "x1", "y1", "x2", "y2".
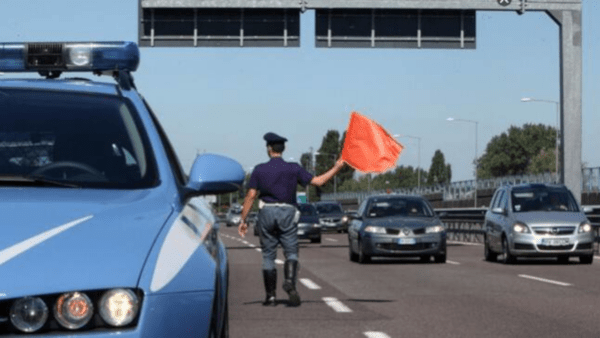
[
  {"x1": 185, "y1": 153, "x2": 245, "y2": 197},
  {"x1": 492, "y1": 207, "x2": 506, "y2": 215}
]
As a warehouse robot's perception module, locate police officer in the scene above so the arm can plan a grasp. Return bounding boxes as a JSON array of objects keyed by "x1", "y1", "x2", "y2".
[{"x1": 238, "y1": 132, "x2": 345, "y2": 306}]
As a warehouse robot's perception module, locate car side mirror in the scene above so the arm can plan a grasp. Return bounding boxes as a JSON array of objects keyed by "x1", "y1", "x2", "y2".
[
  {"x1": 492, "y1": 207, "x2": 506, "y2": 215},
  {"x1": 582, "y1": 206, "x2": 593, "y2": 213},
  {"x1": 185, "y1": 153, "x2": 245, "y2": 196},
  {"x1": 437, "y1": 211, "x2": 448, "y2": 218}
]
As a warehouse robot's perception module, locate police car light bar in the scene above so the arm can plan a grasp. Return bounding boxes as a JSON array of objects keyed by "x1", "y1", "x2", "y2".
[{"x1": 0, "y1": 41, "x2": 139, "y2": 73}]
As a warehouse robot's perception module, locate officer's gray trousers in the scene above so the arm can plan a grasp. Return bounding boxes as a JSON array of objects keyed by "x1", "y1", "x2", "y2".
[{"x1": 258, "y1": 206, "x2": 298, "y2": 270}]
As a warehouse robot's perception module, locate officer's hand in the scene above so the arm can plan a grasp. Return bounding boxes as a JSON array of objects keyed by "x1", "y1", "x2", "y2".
[{"x1": 238, "y1": 221, "x2": 248, "y2": 238}]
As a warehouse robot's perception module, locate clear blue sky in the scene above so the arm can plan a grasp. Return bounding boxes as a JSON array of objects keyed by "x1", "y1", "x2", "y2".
[{"x1": 1, "y1": 0, "x2": 598, "y2": 182}]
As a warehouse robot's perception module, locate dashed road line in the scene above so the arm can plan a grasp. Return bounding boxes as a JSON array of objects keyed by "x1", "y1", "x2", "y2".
[
  {"x1": 275, "y1": 259, "x2": 284, "y2": 265},
  {"x1": 299, "y1": 278, "x2": 321, "y2": 290},
  {"x1": 364, "y1": 332, "x2": 391, "y2": 338},
  {"x1": 255, "y1": 248, "x2": 262, "y2": 252},
  {"x1": 325, "y1": 238, "x2": 338, "y2": 242},
  {"x1": 322, "y1": 297, "x2": 352, "y2": 313},
  {"x1": 519, "y1": 274, "x2": 571, "y2": 287},
  {"x1": 446, "y1": 260, "x2": 460, "y2": 265}
]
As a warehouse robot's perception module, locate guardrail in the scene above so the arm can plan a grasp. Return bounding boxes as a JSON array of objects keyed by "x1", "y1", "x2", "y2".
[{"x1": 437, "y1": 207, "x2": 600, "y2": 254}]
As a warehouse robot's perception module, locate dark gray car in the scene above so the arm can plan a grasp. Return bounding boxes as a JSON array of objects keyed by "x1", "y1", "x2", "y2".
[
  {"x1": 484, "y1": 183, "x2": 595, "y2": 264},
  {"x1": 348, "y1": 195, "x2": 446, "y2": 264},
  {"x1": 313, "y1": 201, "x2": 349, "y2": 233},
  {"x1": 297, "y1": 204, "x2": 322, "y2": 243}
]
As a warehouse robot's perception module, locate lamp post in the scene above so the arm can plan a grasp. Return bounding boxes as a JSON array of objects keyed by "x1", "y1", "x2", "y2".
[
  {"x1": 394, "y1": 134, "x2": 421, "y2": 191},
  {"x1": 447, "y1": 117, "x2": 479, "y2": 208},
  {"x1": 521, "y1": 97, "x2": 560, "y2": 182}
]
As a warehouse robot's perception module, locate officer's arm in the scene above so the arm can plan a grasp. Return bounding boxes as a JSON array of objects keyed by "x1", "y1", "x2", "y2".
[
  {"x1": 240, "y1": 188, "x2": 258, "y2": 223},
  {"x1": 310, "y1": 159, "x2": 345, "y2": 187}
]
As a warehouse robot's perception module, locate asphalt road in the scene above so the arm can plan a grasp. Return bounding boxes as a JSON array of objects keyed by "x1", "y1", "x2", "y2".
[{"x1": 218, "y1": 225, "x2": 600, "y2": 338}]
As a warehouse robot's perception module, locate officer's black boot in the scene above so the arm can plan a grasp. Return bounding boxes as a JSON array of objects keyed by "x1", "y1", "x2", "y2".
[
  {"x1": 262, "y1": 269, "x2": 277, "y2": 306},
  {"x1": 282, "y1": 260, "x2": 301, "y2": 307}
]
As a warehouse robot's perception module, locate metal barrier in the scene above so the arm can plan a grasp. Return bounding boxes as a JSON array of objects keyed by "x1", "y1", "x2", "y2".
[{"x1": 437, "y1": 207, "x2": 600, "y2": 254}]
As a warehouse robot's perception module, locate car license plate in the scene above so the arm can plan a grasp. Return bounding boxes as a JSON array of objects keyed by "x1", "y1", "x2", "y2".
[
  {"x1": 298, "y1": 230, "x2": 305, "y2": 235},
  {"x1": 541, "y1": 238, "x2": 570, "y2": 246},
  {"x1": 398, "y1": 238, "x2": 416, "y2": 245}
]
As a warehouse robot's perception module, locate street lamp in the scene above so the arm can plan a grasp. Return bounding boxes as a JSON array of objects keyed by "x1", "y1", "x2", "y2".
[
  {"x1": 521, "y1": 97, "x2": 560, "y2": 182},
  {"x1": 393, "y1": 134, "x2": 421, "y2": 191},
  {"x1": 447, "y1": 117, "x2": 479, "y2": 208}
]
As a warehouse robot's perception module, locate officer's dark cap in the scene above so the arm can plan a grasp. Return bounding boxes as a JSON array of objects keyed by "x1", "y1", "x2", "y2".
[{"x1": 263, "y1": 132, "x2": 288, "y2": 145}]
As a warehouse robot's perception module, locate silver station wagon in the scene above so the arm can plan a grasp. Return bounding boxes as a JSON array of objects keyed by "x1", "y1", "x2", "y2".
[{"x1": 483, "y1": 184, "x2": 595, "y2": 264}]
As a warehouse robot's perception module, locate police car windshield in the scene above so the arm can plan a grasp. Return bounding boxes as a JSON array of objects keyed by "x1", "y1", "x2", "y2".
[
  {"x1": 511, "y1": 187, "x2": 578, "y2": 212},
  {"x1": 0, "y1": 89, "x2": 157, "y2": 188},
  {"x1": 367, "y1": 198, "x2": 434, "y2": 218}
]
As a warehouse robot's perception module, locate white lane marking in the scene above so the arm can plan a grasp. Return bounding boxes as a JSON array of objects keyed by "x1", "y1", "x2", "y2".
[
  {"x1": 519, "y1": 274, "x2": 571, "y2": 287},
  {"x1": 249, "y1": 244, "x2": 256, "y2": 248},
  {"x1": 299, "y1": 278, "x2": 321, "y2": 290},
  {"x1": 325, "y1": 238, "x2": 338, "y2": 242},
  {"x1": 256, "y1": 248, "x2": 262, "y2": 252},
  {"x1": 364, "y1": 332, "x2": 391, "y2": 338},
  {"x1": 275, "y1": 259, "x2": 284, "y2": 265},
  {"x1": 241, "y1": 240, "x2": 250, "y2": 245},
  {"x1": 594, "y1": 256, "x2": 600, "y2": 260},
  {"x1": 322, "y1": 297, "x2": 352, "y2": 313},
  {"x1": 0, "y1": 215, "x2": 93, "y2": 266},
  {"x1": 446, "y1": 260, "x2": 460, "y2": 265},
  {"x1": 447, "y1": 241, "x2": 483, "y2": 246}
]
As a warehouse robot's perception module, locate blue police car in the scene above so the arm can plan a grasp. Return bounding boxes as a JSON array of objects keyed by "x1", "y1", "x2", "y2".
[{"x1": 0, "y1": 42, "x2": 242, "y2": 337}]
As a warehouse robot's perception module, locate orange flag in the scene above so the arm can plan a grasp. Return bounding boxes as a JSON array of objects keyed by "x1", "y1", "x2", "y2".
[{"x1": 341, "y1": 112, "x2": 404, "y2": 173}]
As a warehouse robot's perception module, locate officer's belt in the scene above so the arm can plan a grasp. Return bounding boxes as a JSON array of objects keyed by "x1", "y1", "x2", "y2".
[{"x1": 259, "y1": 200, "x2": 295, "y2": 209}]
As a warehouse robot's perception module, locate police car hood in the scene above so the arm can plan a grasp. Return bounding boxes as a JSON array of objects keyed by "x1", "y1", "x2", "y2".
[
  {"x1": 0, "y1": 188, "x2": 173, "y2": 299},
  {"x1": 513, "y1": 211, "x2": 588, "y2": 225}
]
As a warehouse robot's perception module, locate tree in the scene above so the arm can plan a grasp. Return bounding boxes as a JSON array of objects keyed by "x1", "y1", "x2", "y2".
[
  {"x1": 477, "y1": 123, "x2": 556, "y2": 179},
  {"x1": 428, "y1": 150, "x2": 451, "y2": 184}
]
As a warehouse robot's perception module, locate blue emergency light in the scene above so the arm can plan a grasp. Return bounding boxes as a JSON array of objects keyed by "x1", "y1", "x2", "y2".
[{"x1": 0, "y1": 41, "x2": 139, "y2": 73}]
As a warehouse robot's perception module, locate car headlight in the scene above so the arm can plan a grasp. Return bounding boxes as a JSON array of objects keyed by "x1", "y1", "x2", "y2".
[
  {"x1": 342, "y1": 216, "x2": 349, "y2": 223},
  {"x1": 425, "y1": 225, "x2": 445, "y2": 233},
  {"x1": 512, "y1": 222, "x2": 530, "y2": 234},
  {"x1": 313, "y1": 223, "x2": 321, "y2": 228},
  {"x1": 54, "y1": 292, "x2": 94, "y2": 329},
  {"x1": 364, "y1": 226, "x2": 386, "y2": 234},
  {"x1": 10, "y1": 297, "x2": 48, "y2": 333},
  {"x1": 579, "y1": 222, "x2": 593, "y2": 233},
  {"x1": 99, "y1": 289, "x2": 139, "y2": 327}
]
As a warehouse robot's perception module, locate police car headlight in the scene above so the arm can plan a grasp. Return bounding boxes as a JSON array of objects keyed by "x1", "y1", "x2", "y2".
[
  {"x1": 10, "y1": 297, "x2": 49, "y2": 333},
  {"x1": 99, "y1": 289, "x2": 139, "y2": 327},
  {"x1": 341, "y1": 216, "x2": 349, "y2": 223},
  {"x1": 54, "y1": 292, "x2": 93, "y2": 330},
  {"x1": 579, "y1": 222, "x2": 593, "y2": 233},
  {"x1": 364, "y1": 226, "x2": 386, "y2": 234}
]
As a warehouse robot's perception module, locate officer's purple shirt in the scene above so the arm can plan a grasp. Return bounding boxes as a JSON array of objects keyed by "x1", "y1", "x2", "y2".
[{"x1": 248, "y1": 157, "x2": 313, "y2": 205}]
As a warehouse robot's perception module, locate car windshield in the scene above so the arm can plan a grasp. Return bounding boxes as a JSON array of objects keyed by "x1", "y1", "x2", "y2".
[
  {"x1": 511, "y1": 186, "x2": 578, "y2": 212},
  {"x1": 298, "y1": 204, "x2": 317, "y2": 216},
  {"x1": 367, "y1": 198, "x2": 434, "y2": 218},
  {"x1": 0, "y1": 88, "x2": 157, "y2": 188},
  {"x1": 315, "y1": 203, "x2": 343, "y2": 214}
]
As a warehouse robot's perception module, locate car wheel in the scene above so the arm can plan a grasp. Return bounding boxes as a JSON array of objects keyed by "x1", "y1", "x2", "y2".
[
  {"x1": 357, "y1": 239, "x2": 371, "y2": 264},
  {"x1": 349, "y1": 241, "x2": 359, "y2": 262},
  {"x1": 420, "y1": 255, "x2": 431, "y2": 263},
  {"x1": 434, "y1": 254, "x2": 446, "y2": 264},
  {"x1": 501, "y1": 236, "x2": 516, "y2": 264},
  {"x1": 579, "y1": 254, "x2": 594, "y2": 264},
  {"x1": 557, "y1": 255, "x2": 570, "y2": 264},
  {"x1": 484, "y1": 237, "x2": 498, "y2": 262},
  {"x1": 311, "y1": 237, "x2": 321, "y2": 244}
]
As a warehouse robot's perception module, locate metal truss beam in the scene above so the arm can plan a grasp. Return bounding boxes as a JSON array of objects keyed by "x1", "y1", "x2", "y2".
[{"x1": 142, "y1": 0, "x2": 581, "y2": 12}]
